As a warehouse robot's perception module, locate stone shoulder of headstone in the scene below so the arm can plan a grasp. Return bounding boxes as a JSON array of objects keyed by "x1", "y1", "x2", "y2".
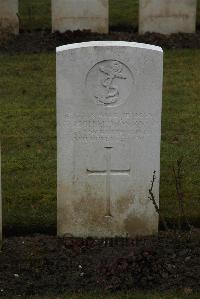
[
  {"x1": 52, "y1": 0, "x2": 109, "y2": 33},
  {"x1": 139, "y1": 0, "x2": 197, "y2": 34},
  {"x1": 0, "y1": 0, "x2": 19, "y2": 35},
  {"x1": 57, "y1": 41, "x2": 163, "y2": 238},
  {"x1": 56, "y1": 41, "x2": 162, "y2": 53}
]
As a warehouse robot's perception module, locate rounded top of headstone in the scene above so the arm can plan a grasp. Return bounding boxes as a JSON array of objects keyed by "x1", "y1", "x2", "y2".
[{"x1": 56, "y1": 41, "x2": 163, "y2": 54}]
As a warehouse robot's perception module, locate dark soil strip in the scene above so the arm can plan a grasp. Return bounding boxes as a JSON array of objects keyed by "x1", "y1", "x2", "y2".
[
  {"x1": 0, "y1": 231, "x2": 199, "y2": 297},
  {"x1": 1, "y1": 30, "x2": 200, "y2": 53}
]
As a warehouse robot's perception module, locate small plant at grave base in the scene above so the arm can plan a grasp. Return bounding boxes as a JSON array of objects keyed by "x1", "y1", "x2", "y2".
[
  {"x1": 148, "y1": 171, "x2": 169, "y2": 231},
  {"x1": 172, "y1": 159, "x2": 191, "y2": 232},
  {"x1": 149, "y1": 162, "x2": 193, "y2": 234}
]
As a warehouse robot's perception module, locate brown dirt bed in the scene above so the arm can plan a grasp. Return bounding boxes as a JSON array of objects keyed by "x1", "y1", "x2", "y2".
[
  {"x1": 0, "y1": 30, "x2": 200, "y2": 53},
  {"x1": 0, "y1": 230, "x2": 199, "y2": 297}
]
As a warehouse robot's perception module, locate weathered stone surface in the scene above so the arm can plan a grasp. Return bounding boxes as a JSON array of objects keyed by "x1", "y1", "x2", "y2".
[
  {"x1": 57, "y1": 41, "x2": 163, "y2": 238},
  {"x1": 139, "y1": 0, "x2": 197, "y2": 34},
  {"x1": 52, "y1": 0, "x2": 108, "y2": 33},
  {"x1": 0, "y1": 0, "x2": 18, "y2": 35}
]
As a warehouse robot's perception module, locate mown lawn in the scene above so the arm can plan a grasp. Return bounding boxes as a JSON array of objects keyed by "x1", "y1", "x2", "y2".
[
  {"x1": 0, "y1": 49, "x2": 199, "y2": 232},
  {"x1": 18, "y1": 0, "x2": 200, "y2": 31}
]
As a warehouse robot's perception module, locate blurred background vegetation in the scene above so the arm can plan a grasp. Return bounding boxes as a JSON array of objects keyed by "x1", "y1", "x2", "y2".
[{"x1": 18, "y1": 0, "x2": 200, "y2": 32}]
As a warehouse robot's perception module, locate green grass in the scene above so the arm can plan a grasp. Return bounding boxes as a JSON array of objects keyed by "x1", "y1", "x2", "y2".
[
  {"x1": 161, "y1": 49, "x2": 200, "y2": 225},
  {"x1": 19, "y1": 0, "x2": 51, "y2": 31},
  {"x1": 18, "y1": 0, "x2": 200, "y2": 31},
  {"x1": 110, "y1": 0, "x2": 139, "y2": 29},
  {"x1": 198, "y1": 0, "x2": 200, "y2": 27},
  {"x1": 0, "y1": 53, "x2": 56, "y2": 231},
  {"x1": 0, "y1": 49, "x2": 199, "y2": 232},
  {"x1": 21, "y1": 290, "x2": 200, "y2": 299}
]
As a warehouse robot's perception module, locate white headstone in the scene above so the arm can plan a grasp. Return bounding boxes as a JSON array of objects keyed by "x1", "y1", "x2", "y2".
[
  {"x1": 139, "y1": 0, "x2": 197, "y2": 34},
  {"x1": 0, "y1": 0, "x2": 19, "y2": 35},
  {"x1": 57, "y1": 41, "x2": 163, "y2": 238},
  {"x1": 52, "y1": 0, "x2": 108, "y2": 33}
]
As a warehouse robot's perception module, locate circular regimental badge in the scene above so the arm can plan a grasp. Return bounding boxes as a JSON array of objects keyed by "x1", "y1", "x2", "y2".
[{"x1": 86, "y1": 60, "x2": 134, "y2": 107}]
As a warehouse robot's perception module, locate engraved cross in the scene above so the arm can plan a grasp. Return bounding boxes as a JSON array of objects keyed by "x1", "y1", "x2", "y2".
[{"x1": 87, "y1": 147, "x2": 130, "y2": 217}]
